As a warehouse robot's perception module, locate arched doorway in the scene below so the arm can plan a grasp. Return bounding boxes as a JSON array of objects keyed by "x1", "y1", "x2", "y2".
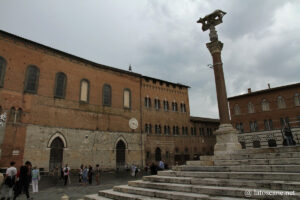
[
  {"x1": 155, "y1": 147, "x2": 161, "y2": 161},
  {"x1": 116, "y1": 140, "x2": 126, "y2": 167},
  {"x1": 49, "y1": 137, "x2": 64, "y2": 171}
]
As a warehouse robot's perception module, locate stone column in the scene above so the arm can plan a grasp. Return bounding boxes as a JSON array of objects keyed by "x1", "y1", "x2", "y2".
[
  {"x1": 198, "y1": 10, "x2": 241, "y2": 156},
  {"x1": 206, "y1": 41, "x2": 241, "y2": 156}
]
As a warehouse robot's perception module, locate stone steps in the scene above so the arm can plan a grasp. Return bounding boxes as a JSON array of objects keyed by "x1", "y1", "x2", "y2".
[
  {"x1": 158, "y1": 170, "x2": 300, "y2": 181},
  {"x1": 127, "y1": 180, "x2": 300, "y2": 200},
  {"x1": 177, "y1": 165, "x2": 300, "y2": 173},
  {"x1": 214, "y1": 151, "x2": 300, "y2": 160},
  {"x1": 113, "y1": 184, "x2": 255, "y2": 200},
  {"x1": 84, "y1": 146, "x2": 300, "y2": 200},
  {"x1": 143, "y1": 176, "x2": 300, "y2": 191},
  {"x1": 214, "y1": 158, "x2": 300, "y2": 166},
  {"x1": 98, "y1": 189, "x2": 167, "y2": 200}
]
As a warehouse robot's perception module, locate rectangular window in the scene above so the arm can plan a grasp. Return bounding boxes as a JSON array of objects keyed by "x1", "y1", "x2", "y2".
[
  {"x1": 80, "y1": 81, "x2": 88, "y2": 102},
  {"x1": 123, "y1": 90, "x2": 130, "y2": 108}
]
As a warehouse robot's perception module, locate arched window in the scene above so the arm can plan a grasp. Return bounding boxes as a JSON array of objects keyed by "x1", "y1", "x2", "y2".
[
  {"x1": 248, "y1": 102, "x2": 254, "y2": 113},
  {"x1": 123, "y1": 89, "x2": 131, "y2": 109},
  {"x1": 277, "y1": 96, "x2": 286, "y2": 109},
  {"x1": 155, "y1": 147, "x2": 161, "y2": 161},
  {"x1": 9, "y1": 107, "x2": 16, "y2": 123},
  {"x1": 294, "y1": 93, "x2": 300, "y2": 106},
  {"x1": 80, "y1": 79, "x2": 89, "y2": 102},
  {"x1": 24, "y1": 65, "x2": 39, "y2": 93},
  {"x1": 234, "y1": 104, "x2": 240, "y2": 115},
  {"x1": 54, "y1": 72, "x2": 67, "y2": 98},
  {"x1": 17, "y1": 108, "x2": 22, "y2": 123},
  {"x1": 261, "y1": 99, "x2": 270, "y2": 111},
  {"x1": 103, "y1": 84, "x2": 112, "y2": 106},
  {"x1": 0, "y1": 56, "x2": 7, "y2": 88}
]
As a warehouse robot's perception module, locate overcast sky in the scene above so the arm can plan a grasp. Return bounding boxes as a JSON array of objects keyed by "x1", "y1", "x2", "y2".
[{"x1": 0, "y1": 0, "x2": 299, "y2": 118}]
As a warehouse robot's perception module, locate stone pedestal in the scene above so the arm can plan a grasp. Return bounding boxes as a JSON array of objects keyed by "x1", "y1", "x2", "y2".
[{"x1": 214, "y1": 124, "x2": 242, "y2": 156}]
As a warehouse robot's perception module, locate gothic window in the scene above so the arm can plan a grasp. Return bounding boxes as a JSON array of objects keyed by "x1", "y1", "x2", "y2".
[
  {"x1": 155, "y1": 124, "x2": 161, "y2": 134},
  {"x1": 154, "y1": 98, "x2": 160, "y2": 110},
  {"x1": 145, "y1": 97, "x2": 151, "y2": 108},
  {"x1": 191, "y1": 127, "x2": 196, "y2": 136},
  {"x1": 234, "y1": 104, "x2": 240, "y2": 115},
  {"x1": 264, "y1": 119, "x2": 273, "y2": 130},
  {"x1": 123, "y1": 89, "x2": 131, "y2": 109},
  {"x1": 145, "y1": 123, "x2": 152, "y2": 134},
  {"x1": 54, "y1": 72, "x2": 67, "y2": 98},
  {"x1": 248, "y1": 102, "x2": 254, "y2": 113},
  {"x1": 261, "y1": 99, "x2": 270, "y2": 111},
  {"x1": 236, "y1": 123, "x2": 244, "y2": 133},
  {"x1": 102, "y1": 84, "x2": 111, "y2": 106},
  {"x1": 0, "y1": 56, "x2": 6, "y2": 87},
  {"x1": 172, "y1": 102, "x2": 178, "y2": 112},
  {"x1": 249, "y1": 121, "x2": 258, "y2": 132},
  {"x1": 9, "y1": 107, "x2": 16, "y2": 123},
  {"x1": 294, "y1": 93, "x2": 300, "y2": 106},
  {"x1": 277, "y1": 96, "x2": 286, "y2": 109},
  {"x1": 16, "y1": 108, "x2": 22, "y2": 123},
  {"x1": 24, "y1": 65, "x2": 39, "y2": 93},
  {"x1": 80, "y1": 79, "x2": 89, "y2": 103},
  {"x1": 180, "y1": 103, "x2": 186, "y2": 112},
  {"x1": 163, "y1": 100, "x2": 169, "y2": 111}
]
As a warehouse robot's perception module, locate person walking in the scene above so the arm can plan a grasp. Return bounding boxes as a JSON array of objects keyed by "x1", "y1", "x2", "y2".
[
  {"x1": 0, "y1": 161, "x2": 17, "y2": 200},
  {"x1": 31, "y1": 166, "x2": 40, "y2": 193},
  {"x1": 63, "y1": 164, "x2": 70, "y2": 186},
  {"x1": 13, "y1": 161, "x2": 32, "y2": 200},
  {"x1": 79, "y1": 165, "x2": 83, "y2": 184},
  {"x1": 88, "y1": 165, "x2": 93, "y2": 185},
  {"x1": 95, "y1": 164, "x2": 100, "y2": 185},
  {"x1": 82, "y1": 166, "x2": 88, "y2": 186}
]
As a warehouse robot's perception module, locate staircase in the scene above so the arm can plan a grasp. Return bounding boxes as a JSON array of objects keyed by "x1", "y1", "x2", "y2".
[{"x1": 85, "y1": 146, "x2": 300, "y2": 200}]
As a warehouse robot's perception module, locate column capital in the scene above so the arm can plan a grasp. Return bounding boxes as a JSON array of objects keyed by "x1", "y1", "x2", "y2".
[{"x1": 206, "y1": 41, "x2": 223, "y2": 55}]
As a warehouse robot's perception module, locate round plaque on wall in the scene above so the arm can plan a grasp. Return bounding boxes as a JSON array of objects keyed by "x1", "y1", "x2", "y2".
[{"x1": 129, "y1": 118, "x2": 138, "y2": 130}]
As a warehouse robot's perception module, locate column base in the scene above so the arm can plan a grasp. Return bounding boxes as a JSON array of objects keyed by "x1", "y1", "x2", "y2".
[{"x1": 214, "y1": 124, "x2": 242, "y2": 156}]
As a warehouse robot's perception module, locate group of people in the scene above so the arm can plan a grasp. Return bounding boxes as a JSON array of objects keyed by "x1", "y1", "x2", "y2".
[
  {"x1": 144, "y1": 160, "x2": 168, "y2": 175},
  {"x1": 78, "y1": 164, "x2": 101, "y2": 186},
  {"x1": 0, "y1": 160, "x2": 40, "y2": 200}
]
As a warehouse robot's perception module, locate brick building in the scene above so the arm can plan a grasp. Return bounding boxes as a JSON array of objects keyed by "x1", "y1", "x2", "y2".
[
  {"x1": 0, "y1": 30, "x2": 218, "y2": 171},
  {"x1": 228, "y1": 83, "x2": 300, "y2": 148}
]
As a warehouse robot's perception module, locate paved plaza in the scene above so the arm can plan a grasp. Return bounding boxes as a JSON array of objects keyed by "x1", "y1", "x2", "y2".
[{"x1": 1, "y1": 171, "x2": 140, "y2": 200}]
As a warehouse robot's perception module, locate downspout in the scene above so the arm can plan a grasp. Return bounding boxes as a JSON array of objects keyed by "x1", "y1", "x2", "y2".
[{"x1": 139, "y1": 77, "x2": 143, "y2": 168}]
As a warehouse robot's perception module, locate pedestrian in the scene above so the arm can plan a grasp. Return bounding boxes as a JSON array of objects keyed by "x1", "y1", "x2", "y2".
[
  {"x1": 0, "y1": 161, "x2": 17, "y2": 200},
  {"x1": 82, "y1": 166, "x2": 88, "y2": 186},
  {"x1": 150, "y1": 163, "x2": 157, "y2": 175},
  {"x1": 284, "y1": 126, "x2": 295, "y2": 146},
  {"x1": 13, "y1": 161, "x2": 32, "y2": 200},
  {"x1": 79, "y1": 165, "x2": 83, "y2": 183},
  {"x1": 95, "y1": 164, "x2": 100, "y2": 185},
  {"x1": 158, "y1": 160, "x2": 165, "y2": 171},
  {"x1": 130, "y1": 164, "x2": 136, "y2": 177},
  {"x1": 63, "y1": 164, "x2": 70, "y2": 186},
  {"x1": 88, "y1": 165, "x2": 93, "y2": 185},
  {"x1": 134, "y1": 166, "x2": 139, "y2": 177},
  {"x1": 31, "y1": 166, "x2": 40, "y2": 193}
]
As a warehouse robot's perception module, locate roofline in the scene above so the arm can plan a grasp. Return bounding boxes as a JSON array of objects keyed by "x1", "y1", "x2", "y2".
[
  {"x1": 190, "y1": 116, "x2": 220, "y2": 123},
  {"x1": 142, "y1": 76, "x2": 190, "y2": 88},
  {"x1": 0, "y1": 29, "x2": 142, "y2": 77},
  {"x1": 228, "y1": 82, "x2": 300, "y2": 100}
]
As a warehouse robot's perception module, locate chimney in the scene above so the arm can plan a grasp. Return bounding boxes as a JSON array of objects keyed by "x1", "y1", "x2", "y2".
[
  {"x1": 248, "y1": 88, "x2": 251, "y2": 93},
  {"x1": 268, "y1": 83, "x2": 271, "y2": 89}
]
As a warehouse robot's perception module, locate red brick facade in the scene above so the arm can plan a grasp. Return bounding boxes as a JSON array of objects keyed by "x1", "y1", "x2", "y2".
[
  {"x1": 0, "y1": 30, "x2": 218, "y2": 169},
  {"x1": 228, "y1": 83, "x2": 300, "y2": 133}
]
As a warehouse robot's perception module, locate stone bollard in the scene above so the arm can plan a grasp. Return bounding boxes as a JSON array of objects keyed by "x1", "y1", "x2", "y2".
[{"x1": 61, "y1": 194, "x2": 69, "y2": 200}]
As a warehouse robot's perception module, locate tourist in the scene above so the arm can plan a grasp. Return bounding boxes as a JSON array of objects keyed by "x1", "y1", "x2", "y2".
[
  {"x1": 158, "y1": 160, "x2": 165, "y2": 171},
  {"x1": 150, "y1": 163, "x2": 157, "y2": 175},
  {"x1": 284, "y1": 126, "x2": 295, "y2": 146},
  {"x1": 63, "y1": 164, "x2": 70, "y2": 186},
  {"x1": 13, "y1": 161, "x2": 32, "y2": 200},
  {"x1": 82, "y1": 166, "x2": 88, "y2": 186},
  {"x1": 0, "y1": 161, "x2": 17, "y2": 200},
  {"x1": 79, "y1": 164, "x2": 83, "y2": 183},
  {"x1": 95, "y1": 164, "x2": 100, "y2": 185},
  {"x1": 130, "y1": 164, "x2": 136, "y2": 177},
  {"x1": 31, "y1": 166, "x2": 40, "y2": 193},
  {"x1": 88, "y1": 165, "x2": 93, "y2": 185}
]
